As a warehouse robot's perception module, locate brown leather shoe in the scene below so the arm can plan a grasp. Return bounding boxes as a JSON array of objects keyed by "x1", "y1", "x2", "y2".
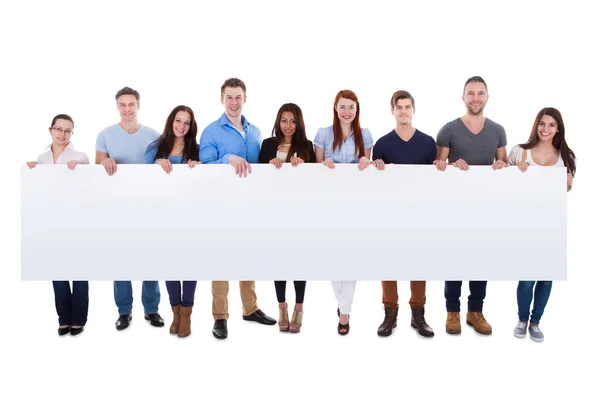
[
  {"x1": 446, "y1": 312, "x2": 461, "y2": 334},
  {"x1": 377, "y1": 306, "x2": 398, "y2": 337},
  {"x1": 170, "y1": 305, "x2": 181, "y2": 334},
  {"x1": 279, "y1": 303, "x2": 289, "y2": 332},
  {"x1": 178, "y1": 306, "x2": 192, "y2": 338},
  {"x1": 410, "y1": 307, "x2": 434, "y2": 337},
  {"x1": 177, "y1": 306, "x2": 192, "y2": 338},
  {"x1": 466, "y1": 311, "x2": 492, "y2": 335}
]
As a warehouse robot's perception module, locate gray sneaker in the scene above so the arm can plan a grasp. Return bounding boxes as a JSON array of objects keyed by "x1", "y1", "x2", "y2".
[
  {"x1": 514, "y1": 321, "x2": 527, "y2": 338},
  {"x1": 528, "y1": 325, "x2": 544, "y2": 342}
]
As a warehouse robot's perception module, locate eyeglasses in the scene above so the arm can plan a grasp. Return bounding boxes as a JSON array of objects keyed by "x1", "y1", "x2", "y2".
[{"x1": 52, "y1": 126, "x2": 73, "y2": 135}]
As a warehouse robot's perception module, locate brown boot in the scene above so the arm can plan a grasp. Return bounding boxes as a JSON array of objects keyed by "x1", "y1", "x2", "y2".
[
  {"x1": 466, "y1": 311, "x2": 492, "y2": 335},
  {"x1": 446, "y1": 312, "x2": 461, "y2": 334},
  {"x1": 170, "y1": 305, "x2": 181, "y2": 334},
  {"x1": 178, "y1": 306, "x2": 192, "y2": 338},
  {"x1": 279, "y1": 303, "x2": 289, "y2": 332},
  {"x1": 377, "y1": 306, "x2": 398, "y2": 337},
  {"x1": 410, "y1": 307, "x2": 434, "y2": 337}
]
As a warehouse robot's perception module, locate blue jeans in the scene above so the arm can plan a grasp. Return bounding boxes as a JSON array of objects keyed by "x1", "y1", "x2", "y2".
[
  {"x1": 444, "y1": 281, "x2": 487, "y2": 312},
  {"x1": 53, "y1": 281, "x2": 89, "y2": 326},
  {"x1": 113, "y1": 281, "x2": 160, "y2": 315},
  {"x1": 165, "y1": 281, "x2": 197, "y2": 307},
  {"x1": 517, "y1": 281, "x2": 552, "y2": 325}
]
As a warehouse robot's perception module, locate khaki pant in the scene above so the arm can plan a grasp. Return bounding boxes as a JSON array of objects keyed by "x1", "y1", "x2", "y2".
[
  {"x1": 212, "y1": 281, "x2": 259, "y2": 320},
  {"x1": 381, "y1": 281, "x2": 426, "y2": 309}
]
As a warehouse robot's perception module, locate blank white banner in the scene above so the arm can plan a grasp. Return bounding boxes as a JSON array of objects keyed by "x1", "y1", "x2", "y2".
[{"x1": 21, "y1": 164, "x2": 566, "y2": 281}]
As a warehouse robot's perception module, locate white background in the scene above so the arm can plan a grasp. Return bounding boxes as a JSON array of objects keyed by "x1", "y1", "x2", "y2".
[{"x1": 2, "y1": 0, "x2": 599, "y2": 398}]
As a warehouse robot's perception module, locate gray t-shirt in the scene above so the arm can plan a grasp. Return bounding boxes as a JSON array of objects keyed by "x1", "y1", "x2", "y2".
[{"x1": 436, "y1": 118, "x2": 507, "y2": 165}]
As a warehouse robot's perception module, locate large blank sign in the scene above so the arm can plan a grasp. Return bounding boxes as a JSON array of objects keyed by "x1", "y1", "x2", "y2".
[{"x1": 21, "y1": 164, "x2": 566, "y2": 280}]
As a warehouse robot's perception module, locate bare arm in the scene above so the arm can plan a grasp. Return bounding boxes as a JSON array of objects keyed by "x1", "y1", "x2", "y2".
[
  {"x1": 95, "y1": 151, "x2": 109, "y2": 164},
  {"x1": 315, "y1": 147, "x2": 325, "y2": 163}
]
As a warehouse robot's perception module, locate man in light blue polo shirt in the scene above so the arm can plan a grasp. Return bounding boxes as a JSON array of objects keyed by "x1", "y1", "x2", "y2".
[
  {"x1": 95, "y1": 86, "x2": 164, "y2": 331},
  {"x1": 200, "y1": 77, "x2": 276, "y2": 339}
]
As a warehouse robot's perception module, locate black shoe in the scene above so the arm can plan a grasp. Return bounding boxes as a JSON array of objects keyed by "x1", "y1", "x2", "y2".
[
  {"x1": 115, "y1": 314, "x2": 132, "y2": 331},
  {"x1": 212, "y1": 319, "x2": 228, "y2": 339},
  {"x1": 58, "y1": 326, "x2": 70, "y2": 336},
  {"x1": 144, "y1": 313, "x2": 165, "y2": 327},
  {"x1": 70, "y1": 326, "x2": 84, "y2": 336},
  {"x1": 243, "y1": 309, "x2": 276, "y2": 325}
]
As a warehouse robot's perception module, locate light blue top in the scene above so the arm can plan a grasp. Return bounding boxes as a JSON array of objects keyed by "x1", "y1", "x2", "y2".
[
  {"x1": 314, "y1": 125, "x2": 374, "y2": 163},
  {"x1": 199, "y1": 113, "x2": 262, "y2": 164},
  {"x1": 96, "y1": 123, "x2": 160, "y2": 164}
]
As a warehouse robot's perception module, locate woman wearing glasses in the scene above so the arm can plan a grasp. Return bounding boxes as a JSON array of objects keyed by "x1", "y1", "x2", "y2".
[
  {"x1": 314, "y1": 90, "x2": 374, "y2": 335},
  {"x1": 27, "y1": 114, "x2": 90, "y2": 336},
  {"x1": 508, "y1": 107, "x2": 576, "y2": 342}
]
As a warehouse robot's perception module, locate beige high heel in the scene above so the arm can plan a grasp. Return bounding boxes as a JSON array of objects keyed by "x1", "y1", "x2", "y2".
[
  {"x1": 290, "y1": 309, "x2": 303, "y2": 333},
  {"x1": 279, "y1": 303, "x2": 289, "y2": 332}
]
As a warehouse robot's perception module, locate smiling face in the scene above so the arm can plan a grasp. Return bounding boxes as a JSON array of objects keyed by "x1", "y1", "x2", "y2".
[
  {"x1": 336, "y1": 97, "x2": 357, "y2": 125},
  {"x1": 117, "y1": 94, "x2": 140, "y2": 122},
  {"x1": 48, "y1": 118, "x2": 73, "y2": 147},
  {"x1": 221, "y1": 86, "x2": 246, "y2": 119},
  {"x1": 537, "y1": 114, "x2": 559, "y2": 142},
  {"x1": 279, "y1": 111, "x2": 296, "y2": 138},
  {"x1": 392, "y1": 97, "x2": 414, "y2": 126},
  {"x1": 462, "y1": 82, "x2": 488, "y2": 116},
  {"x1": 172, "y1": 111, "x2": 192, "y2": 138}
]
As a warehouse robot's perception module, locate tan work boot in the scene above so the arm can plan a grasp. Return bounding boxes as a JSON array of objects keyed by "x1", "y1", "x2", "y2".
[
  {"x1": 178, "y1": 306, "x2": 193, "y2": 338},
  {"x1": 466, "y1": 311, "x2": 492, "y2": 335},
  {"x1": 170, "y1": 305, "x2": 181, "y2": 334},
  {"x1": 446, "y1": 312, "x2": 461, "y2": 334}
]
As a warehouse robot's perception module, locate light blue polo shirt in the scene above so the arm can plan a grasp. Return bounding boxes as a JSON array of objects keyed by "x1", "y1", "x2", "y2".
[
  {"x1": 199, "y1": 113, "x2": 262, "y2": 164},
  {"x1": 96, "y1": 123, "x2": 160, "y2": 164}
]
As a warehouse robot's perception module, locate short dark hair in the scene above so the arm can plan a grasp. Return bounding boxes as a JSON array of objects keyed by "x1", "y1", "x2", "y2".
[
  {"x1": 115, "y1": 87, "x2": 140, "y2": 101},
  {"x1": 50, "y1": 114, "x2": 74, "y2": 128},
  {"x1": 221, "y1": 78, "x2": 246, "y2": 96},
  {"x1": 390, "y1": 90, "x2": 415, "y2": 109},
  {"x1": 463, "y1": 76, "x2": 487, "y2": 93}
]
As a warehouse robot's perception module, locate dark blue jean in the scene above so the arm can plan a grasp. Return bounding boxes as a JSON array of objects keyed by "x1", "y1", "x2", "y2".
[
  {"x1": 113, "y1": 281, "x2": 160, "y2": 315},
  {"x1": 444, "y1": 281, "x2": 487, "y2": 312},
  {"x1": 53, "y1": 281, "x2": 89, "y2": 326},
  {"x1": 166, "y1": 281, "x2": 197, "y2": 307},
  {"x1": 517, "y1": 281, "x2": 552, "y2": 325}
]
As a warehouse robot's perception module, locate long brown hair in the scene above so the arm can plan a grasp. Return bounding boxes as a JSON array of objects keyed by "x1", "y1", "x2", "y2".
[
  {"x1": 151, "y1": 105, "x2": 199, "y2": 162},
  {"x1": 520, "y1": 107, "x2": 576, "y2": 175},
  {"x1": 271, "y1": 103, "x2": 312, "y2": 162},
  {"x1": 332, "y1": 90, "x2": 365, "y2": 158}
]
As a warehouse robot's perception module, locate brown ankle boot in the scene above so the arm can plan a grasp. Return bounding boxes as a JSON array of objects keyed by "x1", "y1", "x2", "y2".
[
  {"x1": 289, "y1": 308, "x2": 303, "y2": 333},
  {"x1": 178, "y1": 306, "x2": 192, "y2": 338},
  {"x1": 278, "y1": 303, "x2": 289, "y2": 332},
  {"x1": 446, "y1": 312, "x2": 461, "y2": 334},
  {"x1": 377, "y1": 306, "x2": 398, "y2": 337},
  {"x1": 466, "y1": 311, "x2": 492, "y2": 335},
  {"x1": 170, "y1": 305, "x2": 181, "y2": 334},
  {"x1": 410, "y1": 306, "x2": 434, "y2": 337}
]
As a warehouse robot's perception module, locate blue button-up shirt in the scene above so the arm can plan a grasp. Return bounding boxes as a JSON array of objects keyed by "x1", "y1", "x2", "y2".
[
  {"x1": 199, "y1": 113, "x2": 262, "y2": 164},
  {"x1": 314, "y1": 125, "x2": 374, "y2": 163}
]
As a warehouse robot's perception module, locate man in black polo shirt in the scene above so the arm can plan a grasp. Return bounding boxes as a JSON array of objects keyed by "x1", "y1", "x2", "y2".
[{"x1": 372, "y1": 90, "x2": 436, "y2": 338}]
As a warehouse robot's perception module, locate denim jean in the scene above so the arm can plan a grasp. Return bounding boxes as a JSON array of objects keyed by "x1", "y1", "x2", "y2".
[
  {"x1": 444, "y1": 281, "x2": 487, "y2": 312},
  {"x1": 113, "y1": 281, "x2": 160, "y2": 315},
  {"x1": 53, "y1": 281, "x2": 89, "y2": 326},
  {"x1": 517, "y1": 281, "x2": 552, "y2": 325},
  {"x1": 166, "y1": 281, "x2": 197, "y2": 307}
]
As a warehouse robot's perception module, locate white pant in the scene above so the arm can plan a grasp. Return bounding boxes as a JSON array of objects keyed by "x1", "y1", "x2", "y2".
[{"x1": 331, "y1": 281, "x2": 356, "y2": 314}]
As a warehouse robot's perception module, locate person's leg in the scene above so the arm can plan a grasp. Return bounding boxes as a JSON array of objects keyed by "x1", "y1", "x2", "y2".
[
  {"x1": 517, "y1": 281, "x2": 535, "y2": 322},
  {"x1": 274, "y1": 281, "x2": 287, "y2": 303},
  {"x1": 165, "y1": 281, "x2": 182, "y2": 306},
  {"x1": 293, "y1": 281, "x2": 306, "y2": 305},
  {"x1": 467, "y1": 280, "x2": 487, "y2": 312},
  {"x1": 444, "y1": 281, "x2": 462, "y2": 312},
  {"x1": 289, "y1": 281, "x2": 306, "y2": 333},
  {"x1": 52, "y1": 281, "x2": 72, "y2": 327},
  {"x1": 141, "y1": 281, "x2": 160, "y2": 315},
  {"x1": 212, "y1": 281, "x2": 229, "y2": 320},
  {"x1": 530, "y1": 281, "x2": 552, "y2": 325},
  {"x1": 181, "y1": 281, "x2": 197, "y2": 308},
  {"x1": 409, "y1": 281, "x2": 433, "y2": 337},
  {"x1": 178, "y1": 281, "x2": 197, "y2": 338},
  {"x1": 409, "y1": 281, "x2": 426, "y2": 308},
  {"x1": 339, "y1": 281, "x2": 357, "y2": 314},
  {"x1": 113, "y1": 281, "x2": 133, "y2": 315},
  {"x1": 240, "y1": 281, "x2": 259, "y2": 316},
  {"x1": 70, "y1": 281, "x2": 89, "y2": 327},
  {"x1": 382, "y1": 281, "x2": 399, "y2": 309}
]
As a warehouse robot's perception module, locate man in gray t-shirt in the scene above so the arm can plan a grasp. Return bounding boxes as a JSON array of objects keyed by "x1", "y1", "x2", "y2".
[{"x1": 433, "y1": 76, "x2": 509, "y2": 337}]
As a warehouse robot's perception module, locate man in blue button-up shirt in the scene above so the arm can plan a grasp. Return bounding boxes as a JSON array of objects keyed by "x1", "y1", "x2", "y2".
[{"x1": 199, "y1": 78, "x2": 276, "y2": 339}]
